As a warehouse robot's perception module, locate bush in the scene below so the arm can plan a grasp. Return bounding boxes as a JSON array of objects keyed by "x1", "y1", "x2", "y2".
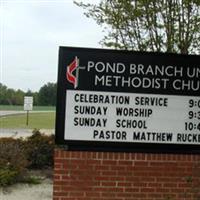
[
  {"x1": 24, "y1": 129, "x2": 54, "y2": 169},
  {"x1": 0, "y1": 168, "x2": 18, "y2": 186},
  {"x1": 0, "y1": 138, "x2": 28, "y2": 186},
  {"x1": 0, "y1": 130, "x2": 54, "y2": 186}
]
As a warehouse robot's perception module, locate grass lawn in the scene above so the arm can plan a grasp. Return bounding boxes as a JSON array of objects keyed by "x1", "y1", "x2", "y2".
[
  {"x1": 0, "y1": 112, "x2": 55, "y2": 129},
  {"x1": 0, "y1": 105, "x2": 55, "y2": 111}
]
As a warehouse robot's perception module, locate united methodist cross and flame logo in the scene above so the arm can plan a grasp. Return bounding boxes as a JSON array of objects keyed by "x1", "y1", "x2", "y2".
[{"x1": 66, "y1": 57, "x2": 85, "y2": 88}]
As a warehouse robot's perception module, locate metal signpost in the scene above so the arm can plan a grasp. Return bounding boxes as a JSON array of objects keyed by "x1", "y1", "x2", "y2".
[{"x1": 55, "y1": 47, "x2": 200, "y2": 153}]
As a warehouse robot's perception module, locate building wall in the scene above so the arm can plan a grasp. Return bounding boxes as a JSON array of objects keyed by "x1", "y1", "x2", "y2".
[{"x1": 53, "y1": 148, "x2": 200, "y2": 200}]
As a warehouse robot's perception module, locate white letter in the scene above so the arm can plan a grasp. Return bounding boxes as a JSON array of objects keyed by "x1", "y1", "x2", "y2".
[
  {"x1": 117, "y1": 63, "x2": 125, "y2": 73},
  {"x1": 130, "y1": 64, "x2": 137, "y2": 74},
  {"x1": 87, "y1": 61, "x2": 94, "y2": 71}
]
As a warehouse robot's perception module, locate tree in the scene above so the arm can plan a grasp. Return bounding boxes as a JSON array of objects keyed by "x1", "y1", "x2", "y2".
[
  {"x1": 38, "y1": 82, "x2": 57, "y2": 106},
  {"x1": 14, "y1": 89, "x2": 24, "y2": 105},
  {"x1": 25, "y1": 89, "x2": 39, "y2": 106},
  {"x1": 0, "y1": 83, "x2": 57, "y2": 106},
  {"x1": 75, "y1": 0, "x2": 200, "y2": 54},
  {"x1": 0, "y1": 83, "x2": 25, "y2": 105},
  {"x1": 0, "y1": 83, "x2": 9, "y2": 105}
]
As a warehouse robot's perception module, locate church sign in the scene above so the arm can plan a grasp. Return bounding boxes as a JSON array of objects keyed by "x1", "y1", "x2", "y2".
[{"x1": 55, "y1": 47, "x2": 200, "y2": 153}]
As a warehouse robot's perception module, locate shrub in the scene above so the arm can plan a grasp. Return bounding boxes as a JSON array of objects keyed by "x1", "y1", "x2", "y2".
[
  {"x1": 0, "y1": 130, "x2": 54, "y2": 186},
  {"x1": 0, "y1": 168, "x2": 18, "y2": 186},
  {"x1": 24, "y1": 129, "x2": 54, "y2": 169},
  {"x1": 20, "y1": 175, "x2": 42, "y2": 184},
  {"x1": 0, "y1": 138, "x2": 28, "y2": 186}
]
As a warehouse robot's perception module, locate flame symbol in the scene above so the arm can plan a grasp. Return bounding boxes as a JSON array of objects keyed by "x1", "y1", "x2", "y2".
[{"x1": 66, "y1": 57, "x2": 79, "y2": 88}]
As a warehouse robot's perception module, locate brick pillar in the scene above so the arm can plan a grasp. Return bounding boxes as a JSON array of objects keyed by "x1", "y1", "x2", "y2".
[{"x1": 53, "y1": 148, "x2": 200, "y2": 200}]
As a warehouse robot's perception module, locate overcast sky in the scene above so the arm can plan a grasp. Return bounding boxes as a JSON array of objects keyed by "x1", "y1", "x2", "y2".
[{"x1": 0, "y1": 0, "x2": 102, "y2": 92}]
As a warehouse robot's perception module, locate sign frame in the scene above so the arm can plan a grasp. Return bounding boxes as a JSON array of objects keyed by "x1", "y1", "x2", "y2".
[{"x1": 55, "y1": 46, "x2": 200, "y2": 153}]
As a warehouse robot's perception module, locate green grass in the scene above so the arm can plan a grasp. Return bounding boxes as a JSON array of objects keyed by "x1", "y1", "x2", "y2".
[
  {"x1": 0, "y1": 105, "x2": 55, "y2": 111},
  {"x1": 0, "y1": 112, "x2": 55, "y2": 129}
]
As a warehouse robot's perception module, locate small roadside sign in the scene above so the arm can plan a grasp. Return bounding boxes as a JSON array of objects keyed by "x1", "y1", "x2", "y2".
[
  {"x1": 24, "y1": 96, "x2": 33, "y2": 111},
  {"x1": 24, "y1": 96, "x2": 33, "y2": 125}
]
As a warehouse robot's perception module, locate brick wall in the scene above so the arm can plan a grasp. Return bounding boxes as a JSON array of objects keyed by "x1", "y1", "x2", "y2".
[{"x1": 53, "y1": 148, "x2": 200, "y2": 200}]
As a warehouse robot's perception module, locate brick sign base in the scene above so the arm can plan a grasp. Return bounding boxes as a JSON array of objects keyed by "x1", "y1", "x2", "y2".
[{"x1": 53, "y1": 148, "x2": 200, "y2": 200}]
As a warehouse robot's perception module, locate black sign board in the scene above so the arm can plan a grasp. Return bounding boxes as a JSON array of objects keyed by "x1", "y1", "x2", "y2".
[{"x1": 56, "y1": 46, "x2": 200, "y2": 153}]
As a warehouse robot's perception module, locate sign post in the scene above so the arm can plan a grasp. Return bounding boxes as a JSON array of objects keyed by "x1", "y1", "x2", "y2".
[
  {"x1": 24, "y1": 96, "x2": 33, "y2": 126},
  {"x1": 55, "y1": 47, "x2": 200, "y2": 153}
]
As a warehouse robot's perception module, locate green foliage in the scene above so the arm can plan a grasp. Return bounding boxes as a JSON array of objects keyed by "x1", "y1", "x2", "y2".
[
  {"x1": 0, "y1": 131, "x2": 54, "y2": 186},
  {"x1": 24, "y1": 130, "x2": 55, "y2": 169},
  {"x1": 0, "y1": 82, "x2": 57, "y2": 106},
  {"x1": 20, "y1": 175, "x2": 42, "y2": 185},
  {"x1": 0, "y1": 138, "x2": 28, "y2": 187},
  {"x1": 0, "y1": 168, "x2": 19, "y2": 186},
  {"x1": 0, "y1": 83, "x2": 25, "y2": 105},
  {"x1": 38, "y1": 82, "x2": 57, "y2": 106},
  {"x1": 75, "y1": 0, "x2": 200, "y2": 54},
  {"x1": 0, "y1": 138, "x2": 28, "y2": 172}
]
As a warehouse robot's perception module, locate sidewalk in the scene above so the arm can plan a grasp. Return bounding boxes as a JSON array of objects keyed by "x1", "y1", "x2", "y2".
[{"x1": 0, "y1": 179, "x2": 53, "y2": 200}]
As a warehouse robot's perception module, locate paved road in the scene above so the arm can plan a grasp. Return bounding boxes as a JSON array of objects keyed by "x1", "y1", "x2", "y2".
[
  {"x1": 0, "y1": 128, "x2": 54, "y2": 138},
  {"x1": 0, "y1": 111, "x2": 26, "y2": 117},
  {"x1": 0, "y1": 128, "x2": 33, "y2": 138},
  {"x1": 0, "y1": 110, "x2": 55, "y2": 117}
]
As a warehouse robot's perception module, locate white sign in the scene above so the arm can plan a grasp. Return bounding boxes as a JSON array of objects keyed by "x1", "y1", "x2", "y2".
[
  {"x1": 65, "y1": 90, "x2": 200, "y2": 145},
  {"x1": 24, "y1": 96, "x2": 33, "y2": 111}
]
